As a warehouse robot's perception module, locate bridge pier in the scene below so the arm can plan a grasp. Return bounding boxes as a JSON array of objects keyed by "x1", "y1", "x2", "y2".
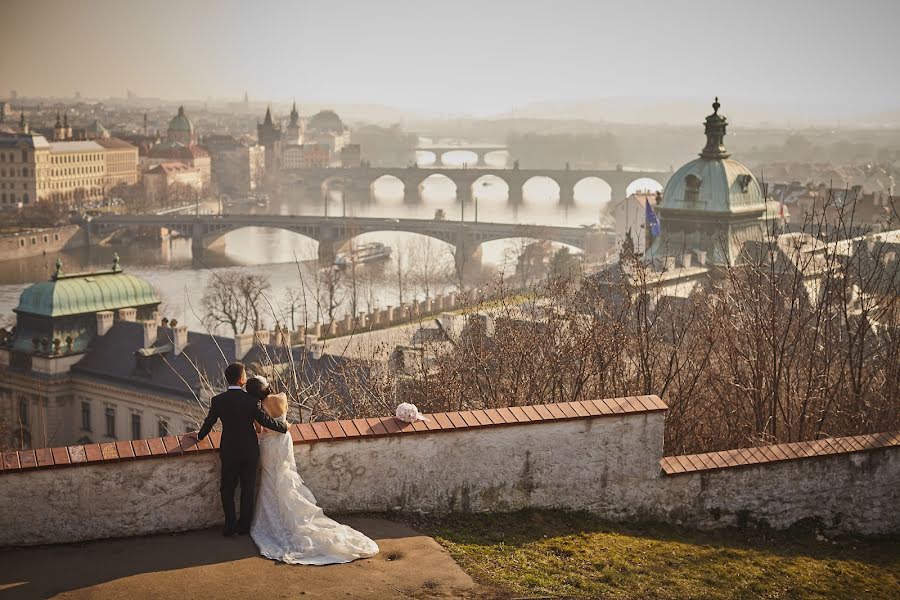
[
  {"x1": 431, "y1": 153, "x2": 443, "y2": 167},
  {"x1": 559, "y1": 182, "x2": 575, "y2": 206},
  {"x1": 508, "y1": 184, "x2": 524, "y2": 206},
  {"x1": 403, "y1": 180, "x2": 420, "y2": 204},
  {"x1": 609, "y1": 181, "x2": 628, "y2": 204},
  {"x1": 456, "y1": 182, "x2": 473, "y2": 204}
]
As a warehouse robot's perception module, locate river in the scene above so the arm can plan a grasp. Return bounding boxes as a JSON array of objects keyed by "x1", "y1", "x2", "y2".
[{"x1": 0, "y1": 151, "x2": 662, "y2": 334}]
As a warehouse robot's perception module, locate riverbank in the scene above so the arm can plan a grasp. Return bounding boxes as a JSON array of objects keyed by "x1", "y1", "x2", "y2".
[{"x1": 0, "y1": 225, "x2": 86, "y2": 262}]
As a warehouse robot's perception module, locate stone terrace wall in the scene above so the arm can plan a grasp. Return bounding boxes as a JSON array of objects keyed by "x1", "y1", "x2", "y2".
[{"x1": 0, "y1": 396, "x2": 897, "y2": 547}]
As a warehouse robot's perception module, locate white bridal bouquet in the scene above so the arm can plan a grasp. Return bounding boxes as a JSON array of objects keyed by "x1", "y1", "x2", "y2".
[{"x1": 395, "y1": 402, "x2": 428, "y2": 423}]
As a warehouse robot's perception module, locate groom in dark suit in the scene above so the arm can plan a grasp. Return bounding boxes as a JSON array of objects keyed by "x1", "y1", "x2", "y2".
[{"x1": 195, "y1": 362, "x2": 288, "y2": 536}]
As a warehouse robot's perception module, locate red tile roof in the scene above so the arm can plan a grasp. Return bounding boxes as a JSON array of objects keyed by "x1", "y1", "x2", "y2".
[{"x1": 660, "y1": 432, "x2": 900, "y2": 476}]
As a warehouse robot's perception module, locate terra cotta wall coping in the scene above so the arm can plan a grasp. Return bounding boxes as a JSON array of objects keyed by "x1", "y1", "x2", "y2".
[{"x1": 0, "y1": 395, "x2": 667, "y2": 474}]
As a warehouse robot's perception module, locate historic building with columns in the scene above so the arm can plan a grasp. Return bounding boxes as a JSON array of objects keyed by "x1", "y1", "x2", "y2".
[{"x1": 0, "y1": 258, "x2": 351, "y2": 450}]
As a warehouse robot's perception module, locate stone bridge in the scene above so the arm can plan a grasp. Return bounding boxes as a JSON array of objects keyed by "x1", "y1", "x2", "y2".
[
  {"x1": 279, "y1": 165, "x2": 671, "y2": 205},
  {"x1": 88, "y1": 214, "x2": 605, "y2": 268},
  {"x1": 414, "y1": 144, "x2": 507, "y2": 167}
]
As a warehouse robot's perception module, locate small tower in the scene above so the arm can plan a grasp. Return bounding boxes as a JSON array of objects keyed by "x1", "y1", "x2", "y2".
[
  {"x1": 257, "y1": 106, "x2": 282, "y2": 176},
  {"x1": 19, "y1": 111, "x2": 28, "y2": 134},
  {"x1": 54, "y1": 112, "x2": 65, "y2": 141},
  {"x1": 143, "y1": 112, "x2": 148, "y2": 137},
  {"x1": 62, "y1": 113, "x2": 72, "y2": 140},
  {"x1": 285, "y1": 100, "x2": 302, "y2": 145}
]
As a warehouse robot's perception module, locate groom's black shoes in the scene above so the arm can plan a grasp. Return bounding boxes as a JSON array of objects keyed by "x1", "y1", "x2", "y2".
[
  {"x1": 237, "y1": 528, "x2": 250, "y2": 536},
  {"x1": 223, "y1": 526, "x2": 237, "y2": 537}
]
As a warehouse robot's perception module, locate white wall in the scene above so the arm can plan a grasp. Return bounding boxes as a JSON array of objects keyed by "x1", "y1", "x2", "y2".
[{"x1": 0, "y1": 410, "x2": 897, "y2": 548}]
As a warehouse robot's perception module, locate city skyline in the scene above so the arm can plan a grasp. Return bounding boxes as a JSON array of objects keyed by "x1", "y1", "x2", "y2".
[{"x1": 2, "y1": 0, "x2": 899, "y2": 121}]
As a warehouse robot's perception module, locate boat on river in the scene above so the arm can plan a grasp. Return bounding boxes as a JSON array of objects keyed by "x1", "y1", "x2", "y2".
[{"x1": 334, "y1": 242, "x2": 392, "y2": 268}]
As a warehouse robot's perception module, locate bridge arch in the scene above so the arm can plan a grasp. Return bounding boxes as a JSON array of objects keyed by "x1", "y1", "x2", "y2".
[
  {"x1": 198, "y1": 226, "x2": 320, "y2": 262},
  {"x1": 439, "y1": 150, "x2": 480, "y2": 168},
  {"x1": 573, "y1": 176, "x2": 613, "y2": 208},
  {"x1": 472, "y1": 174, "x2": 509, "y2": 206},
  {"x1": 625, "y1": 177, "x2": 665, "y2": 197},
  {"x1": 415, "y1": 150, "x2": 441, "y2": 167},
  {"x1": 522, "y1": 175, "x2": 561, "y2": 206},
  {"x1": 418, "y1": 173, "x2": 457, "y2": 203},
  {"x1": 369, "y1": 174, "x2": 406, "y2": 203},
  {"x1": 482, "y1": 150, "x2": 509, "y2": 168}
]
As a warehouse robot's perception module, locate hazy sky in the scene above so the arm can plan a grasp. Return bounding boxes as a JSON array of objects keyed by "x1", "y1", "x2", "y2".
[{"x1": 2, "y1": 0, "x2": 898, "y2": 117}]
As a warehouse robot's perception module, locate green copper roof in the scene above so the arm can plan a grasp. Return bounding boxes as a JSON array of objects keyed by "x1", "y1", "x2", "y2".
[
  {"x1": 661, "y1": 157, "x2": 765, "y2": 213},
  {"x1": 168, "y1": 106, "x2": 194, "y2": 132},
  {"x1": 15, "y1": 263, "x2": 159, "y2": 318}
]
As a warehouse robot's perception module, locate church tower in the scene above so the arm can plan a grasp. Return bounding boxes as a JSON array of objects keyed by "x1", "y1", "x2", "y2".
[
  {"x1": 257, "y1": 106, "x2": 282, "y2": 179},
  {"x1": 54, "y1": 112, "x2": 65, "y2": 141},
  {"x1": 285, "y1": 100, "x2": 302, "y2": 145}
]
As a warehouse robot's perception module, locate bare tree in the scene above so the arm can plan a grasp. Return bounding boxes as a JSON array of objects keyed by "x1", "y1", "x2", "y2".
[{"x1": 201, "y1": 271, "x2": 272, "y2": 335}]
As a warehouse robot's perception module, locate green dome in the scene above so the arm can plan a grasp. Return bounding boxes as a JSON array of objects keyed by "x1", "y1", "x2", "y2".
[
  {"x1": 168, "y1": 105, "x2": 194, "y2": 133},
  {"x1": 16, "y1": 265, "x2": 160, "y2": 317},
  {"x1": 661, "y1": 157, "x2": 765, "y2": 213}
]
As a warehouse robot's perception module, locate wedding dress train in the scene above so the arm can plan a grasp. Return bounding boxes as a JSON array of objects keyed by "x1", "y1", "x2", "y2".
[{"x1": 251, "y1": 418, "x2": 379, "y2": 565}]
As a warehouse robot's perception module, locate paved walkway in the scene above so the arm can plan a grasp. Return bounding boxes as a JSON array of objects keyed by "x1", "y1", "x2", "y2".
[{"x1": 0, "y1": 518, "x2": 483, "y2": 599}]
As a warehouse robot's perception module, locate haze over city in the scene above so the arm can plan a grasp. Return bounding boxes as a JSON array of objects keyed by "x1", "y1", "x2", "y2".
[
  {"x1": 4, "y1": 0, "x2": 900, "y2": 123},
  {"x1": 0, "y1": 2, "x2": 899, "y2": 599}
]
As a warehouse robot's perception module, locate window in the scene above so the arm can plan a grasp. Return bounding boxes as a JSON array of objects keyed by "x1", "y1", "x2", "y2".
[
  {"x1": 54, "y1": 233, "x2": 59, "y2": 241},
  {"x1": 685, "y1": 174, "x2": 701, "y2": 203},
  {"x1": 23, "y1": 193, "x2": 29, "y2": 204},
  {"x1": 105, "y1": 406, "x2": 116, "y2": 437},
  {"x1": 19, "y1": 398, "x2": 28, "y2": 426},
  {"x1": 22, "y1": 167, "x2": 28, "y2": 177},
  {"x1": 158, "y1": 419, "x2": 169, "y2": 437},
  {"x1": 131, "y1": 413, "x2": 142, "y2": 440},
  {"x1": 81, "y1": 402, "x2": 91, "y2": 431}
]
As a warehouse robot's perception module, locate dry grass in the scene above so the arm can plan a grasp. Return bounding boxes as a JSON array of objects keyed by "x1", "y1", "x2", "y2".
[{"x1": 403, "y1": 510, "x2": 900, "y2": 600}]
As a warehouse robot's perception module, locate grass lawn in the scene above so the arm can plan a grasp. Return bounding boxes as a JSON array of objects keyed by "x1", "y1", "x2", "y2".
[{"x1": 402, "y1": 510, "x2": 900, "y2": 600}]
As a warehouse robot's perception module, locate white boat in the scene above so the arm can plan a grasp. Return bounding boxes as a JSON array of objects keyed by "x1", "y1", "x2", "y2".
[{"x1": 335, "y1": 242, "x2": 392, "y2": 267}]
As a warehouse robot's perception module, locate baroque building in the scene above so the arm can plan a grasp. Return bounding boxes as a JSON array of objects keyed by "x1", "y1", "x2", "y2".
[
  {"x1": 146, "y1": 106, "x2": 211, "y2": 188},
  {"x1": 646, "y1": 98, "x2": 778, "y2": 267},
  {"x1": 0, "y1": 258, "x2": 352, "y2": 450}
]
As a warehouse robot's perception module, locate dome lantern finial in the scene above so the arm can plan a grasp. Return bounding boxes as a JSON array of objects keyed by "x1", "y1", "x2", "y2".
[
  {"x1": 112, "y1": 252, "x2": 121, "y2": 272},
  {"x1": 700, "y1": 97, "x2": 730, "y2": 160},
  {"x1": 53, "y1": 257, "x2": 63, "y2": 280}
]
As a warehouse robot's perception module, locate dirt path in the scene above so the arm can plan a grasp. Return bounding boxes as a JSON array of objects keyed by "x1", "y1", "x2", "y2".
[{"x1": 0, "y1": 517, "x2": 488, "y2": 599}]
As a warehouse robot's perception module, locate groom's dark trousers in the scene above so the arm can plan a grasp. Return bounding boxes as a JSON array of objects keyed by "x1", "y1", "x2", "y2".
[{"x1": 198, "y1": 387, "x2": 288, "y2": 532}]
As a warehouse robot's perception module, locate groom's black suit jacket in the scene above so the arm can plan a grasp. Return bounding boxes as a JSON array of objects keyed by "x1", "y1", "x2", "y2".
[{"x1": 198, "y1": 388, "x2": 288, "y2": 461}]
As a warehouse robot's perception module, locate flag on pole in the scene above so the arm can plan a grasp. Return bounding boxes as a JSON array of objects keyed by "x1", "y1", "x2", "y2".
[{"x1": 645, "y1": 200, "x2": 661, "y2": 237}]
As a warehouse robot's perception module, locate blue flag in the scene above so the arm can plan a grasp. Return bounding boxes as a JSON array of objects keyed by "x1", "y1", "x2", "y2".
[{"x1": 645, "y1": 201, "x2": 661, "y2": 237}]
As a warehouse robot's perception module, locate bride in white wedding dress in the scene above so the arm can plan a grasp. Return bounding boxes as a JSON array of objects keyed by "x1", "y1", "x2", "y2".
[{"x1": 251, "y1": 392, "x2": 379, "y2": 565}]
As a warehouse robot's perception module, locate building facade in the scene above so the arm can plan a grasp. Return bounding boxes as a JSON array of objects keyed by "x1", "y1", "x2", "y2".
[
  {"x1": 146, "y1": 106, "x2": 211, "y2": 188},
  {"x1": 0, "y1": 131, "x2": 139, "y2": 209},
  {"x1": 204, "y1": 134, "x2": 265, "y2": 196},
  {"x1": 143, "y1": 162, "x2": 203, "y2": 204}
]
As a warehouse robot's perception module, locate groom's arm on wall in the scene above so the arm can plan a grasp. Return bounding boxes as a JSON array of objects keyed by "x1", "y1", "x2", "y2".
[
  {"x1": 254, "y1": 408, "x2": 288, "y2": 434},
  {"x1": 197, "y1": 398, "x2": 220, "y2": 440}
]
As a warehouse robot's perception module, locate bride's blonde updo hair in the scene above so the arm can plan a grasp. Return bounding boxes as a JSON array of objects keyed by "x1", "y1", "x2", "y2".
[{"x1": 261, "y1": 392, "x2": 288, "y2": 419}]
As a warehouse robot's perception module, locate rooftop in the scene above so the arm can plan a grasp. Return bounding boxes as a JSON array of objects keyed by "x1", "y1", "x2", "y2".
[
  {"x1": 14, "y1": 261, "x2": 159, "y2": 318},
  {"x1": 48, "y1": 140, "x2": 105, "y2": 153}
]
